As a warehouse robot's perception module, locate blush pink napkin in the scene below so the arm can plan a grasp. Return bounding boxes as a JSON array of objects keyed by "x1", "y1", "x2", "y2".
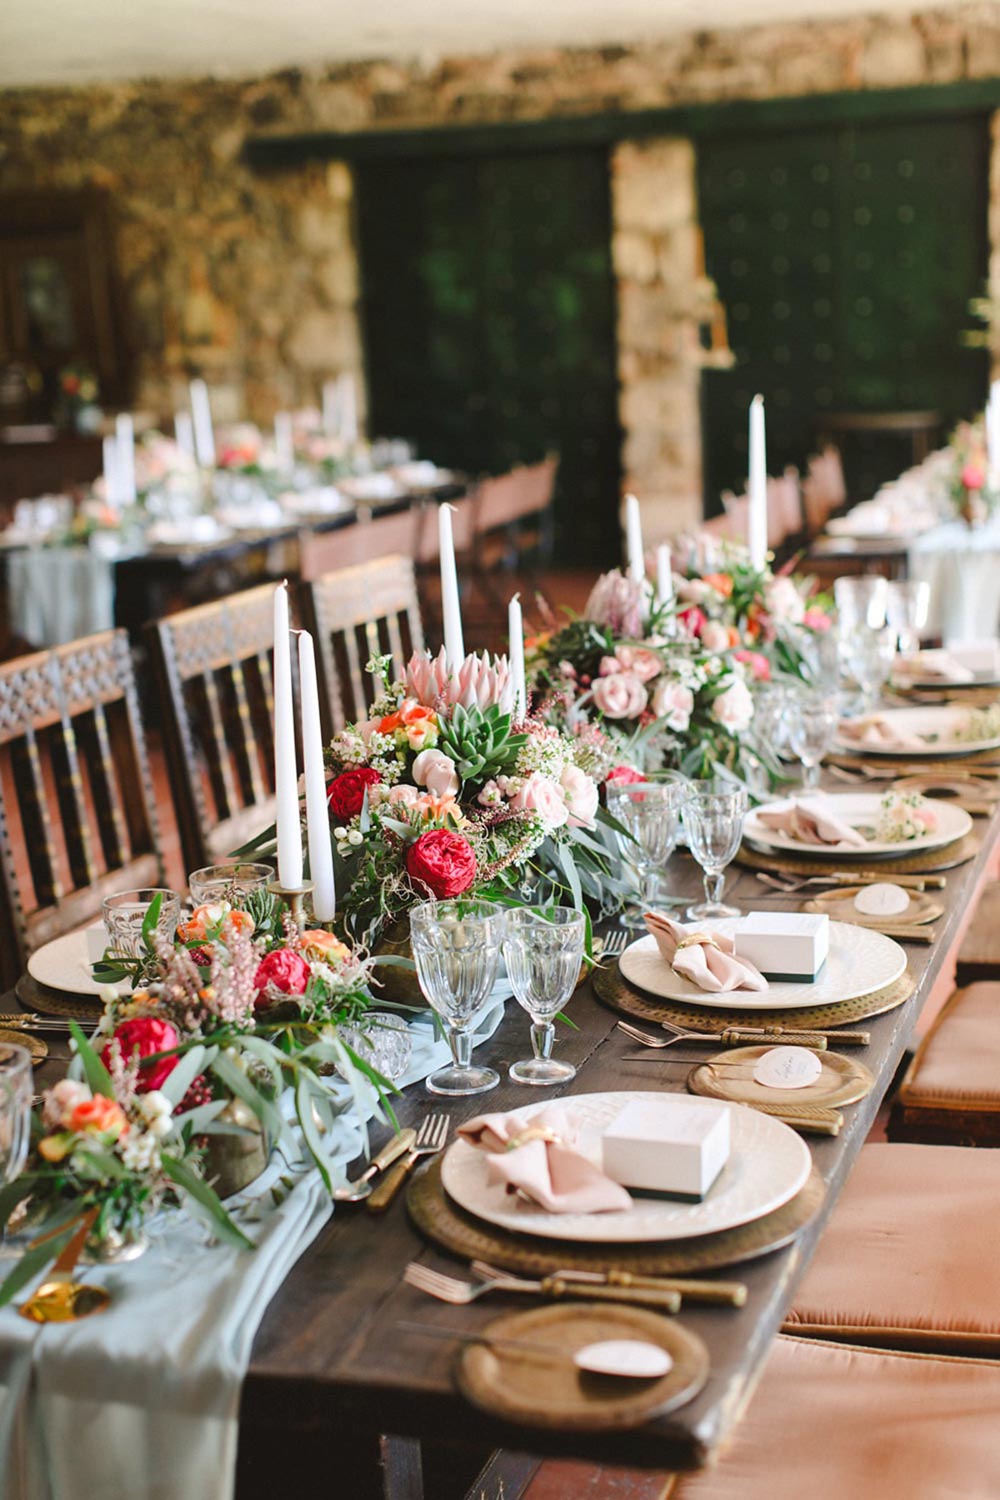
[
  {"x1": 838, "y1": 716, "x2": 928, "y2": 751},
  {"x1": 644, "y1": 911, "x2": 769, "y2": 993},
  {"x1": 457, "y1": 1106, "x2": 632, "y2": 1214},
  {"x1": 894, "y1": 651, "x2": 975, "y2": 684},
  {"x1": 756, "y1": 796, "x2": 868, "y2": 849}
]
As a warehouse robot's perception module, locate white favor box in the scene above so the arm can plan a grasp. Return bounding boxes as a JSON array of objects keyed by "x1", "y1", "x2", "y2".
[
  {"x1": 602, "y1": 1097, "x2": 730, "y2": 1201},
  {"x1": 732, "y1": 912, "x2": 829, "y2": 982}
]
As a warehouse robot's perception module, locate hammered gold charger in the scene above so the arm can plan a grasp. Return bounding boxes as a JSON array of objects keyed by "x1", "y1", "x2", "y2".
[
  {"x1": 735, "y1": 831, "x2": 978, "y2": 879},
  {"x1": 592, "y1": 957, "x2": 915, "y2": 1033},
  {"x1": 802, "y1": 886, "x2": 943, "y2": 929},
  {"x1": 688, "y1": 1046, "x2": 874, "y2": 1111},
  {"x1": 408, "y1": 1157, "x2": 826, "y2": 1276},
  {"x1": 0, "y1": 1028, "x2": 47, "y2": 1065},
  {"x1": 457, "y1": 1303, "x2": 710, "y2": 1432}
]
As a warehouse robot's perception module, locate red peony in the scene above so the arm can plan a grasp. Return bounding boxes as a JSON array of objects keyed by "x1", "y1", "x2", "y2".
[
  {"x1": 253, "y1": 948, "x2": 311, "y2": 1010},
  {"x1": 327, "y1": 767, "x2": 381, "y2": 821},
  {"x1": 605, "y1": 765, "x2": 646, "y2": 787},
  {"x1": 406, "y1": 829, "x2": 477, "y2": 899},
  {"x1": 101, "y1": 1017, "x2": 181, "y2": 1094}
]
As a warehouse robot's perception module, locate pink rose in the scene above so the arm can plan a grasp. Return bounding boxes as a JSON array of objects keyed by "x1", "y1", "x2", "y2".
[
  {"x1": 559, "y1": 764, "x2": 599, "y2": 828},
  {"x1": 507, "y1": 772, "x2": 569, "y2": 831},
  {"x1": 388, "y1": 783, "x2": 420, "y2": 808},
  {"x1": 734, "y1": 649, "x2": 772, "y2": 682},
  {"x1": 677, "y1": 605, "x2": 707, "y2": 640},
  {"x1": 591, "y1": 672, "x2": 648, "y2": 720},
  {"x1": 606, "y1": 765, "x2": 646, "y2": 786},
  {"x1": 802, "y1": 609, "x2": 832, "y2": 632},
  {"x1": 700, "y1": 620, "x2": 731, "y2": 653},
  {"x1": 598, "y1": 655, "x2": 623, "y2": 676},
  {"x1": 712, "y1": 679, "x2": 755, "y2": 734},
  {"x1": 412, "y1": 748, "x2": 460, "y2": 798},
  {"x1": 651, "y1": 679, "x2": 694, "y2": 733},
  {"x1": 614, "y1": 645, "x2": 662, "y2": 682},
  {"x1": 962, "y1": 462, "x2": 986, "y2": 491}
]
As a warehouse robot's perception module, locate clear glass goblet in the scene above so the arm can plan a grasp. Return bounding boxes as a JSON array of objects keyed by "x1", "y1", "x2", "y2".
[
  {"x1": 834, "y1": 575, "x2": 889, "y2": 631},
  {"x1": 606, "y1": 773, "x2": 690, "y2": 927},
  {"x1": 187, "y1": 862, "x2": 272, "y2": 908},
  {"x1": 845, "y1": 624, "x2": 896, "y2": 712},
  {"x1": 102, "y1": 889, "x2": 182, "y2": 983},
  {"x1": 503, "y1": 907, "x2": 586, "y2": 1086},
  {"x1": 886, "y1": 579, "x2": 931, "y2": 658},
  {"x1": 0, "y1": 1043, "x2": 32, "y2": 1194},
  {"x1": 409, "y1": 899, "x2": 505, "y2": 1097},
  {"x1": 787, "y1": 692, "x2": 839, "y2": 790},
  {"x1": 684, "y1": 786, "x2": 748, "y2": 921}
]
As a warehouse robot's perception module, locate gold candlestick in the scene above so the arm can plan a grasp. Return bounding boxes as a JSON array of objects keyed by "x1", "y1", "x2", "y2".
[{"x1": 267, "y1": 878, "x2": 315, "y2": 927}]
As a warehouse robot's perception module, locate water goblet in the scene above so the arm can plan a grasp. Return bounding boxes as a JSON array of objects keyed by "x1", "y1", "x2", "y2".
[
  {"x1": 0, "y1": 1043, "x2": 32, "y2": 1194},
  {"x1": 834, "y1": 575, "x2": 888, "y2": 631},
  {"x1": 409, "y1": 899, "x2": 505, "y2": 1097},
  {"x1": 684, "y1": 786, "x2": 748, "y2": 921},
  {"x1": 102, "y1": 889, "x2": 182, "y2": 983},
  {"x1": 787, "y1": 691, "x2": 839, "y2": 789},
  {"x1": 503, "y1": 908, "x2": 586, "y2": 1086},
  {"x1": 187, "y1": 862, "x2": 272, "y2": 909},
  {"x1": 845, "y1": 624, "x2": 896, "y2": 712},
  {"x1": 606, "y1": 772, "x2": 690, "y2": 926},
  {"x1": 886, "y1": 579, "x2": 931, "y2": 658}
]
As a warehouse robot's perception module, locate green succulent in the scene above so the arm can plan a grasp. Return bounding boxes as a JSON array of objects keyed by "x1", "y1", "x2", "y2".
[{"x1": 437, "y1": 703, "x2": 528, "y2": 784}]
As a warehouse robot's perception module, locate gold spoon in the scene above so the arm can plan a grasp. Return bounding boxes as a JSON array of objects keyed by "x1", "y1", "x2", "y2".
[{"x1": 19, "y1": 1209, "x2": 111, "y2": 1323}]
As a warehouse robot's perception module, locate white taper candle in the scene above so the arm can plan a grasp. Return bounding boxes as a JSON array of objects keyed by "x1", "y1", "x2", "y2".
[
  {"x1": 338, "y1": 373, "x2": 358, "y2": 445},
  {"x1": 273, "y1": 582, "x2": 303, "y2": 890},
  {"x1": 274, "y1": 411, "x2": 294, "y2": 472},
  {"x1": 508, "y1": 593, "x2": 527, "y2": 720},
  {"x1": 102, "y1": 435, "x2": 120, "y2": 508},
  {"x1": 174, "y1": 411, "x2": 195, "y2": 458},
  {"x1": 297, "y1": 630, "x2": 336, "y2": 922},
  {"x1": 624, "y1": 493, "x2": 645, "y2": 584},
  {"x1": 439, "y1": 503, "x2": 465, "y2": 670},
  {"x1": 114, "y1": 414, "x2": 136, "y2": 505},
  {"x1": 322, "y1": 380, "x2": 340, "y2": 437},
  {"x1": 189, "y1": 379, "x2": 215, "y2": 468},
  {"x1": 656, "y1": 544, "x2": 674, "y2": 605},
  {"x1": 748, "y1": 394, "x2": 768, "y2": 572}
]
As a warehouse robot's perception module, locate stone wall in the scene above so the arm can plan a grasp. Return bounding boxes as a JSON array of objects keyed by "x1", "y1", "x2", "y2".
[{"x1": 2, "y1": 2, "x2": 999, "y2": 530}]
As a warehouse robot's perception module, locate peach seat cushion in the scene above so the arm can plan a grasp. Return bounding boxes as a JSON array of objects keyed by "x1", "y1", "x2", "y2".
[
  {"x1": 670, "y1": 1335, "x2": 1000, "y2": 1500},
  {"x1": 900, "y1": 983, "x2": 1000, "y2": 1111},
  {"x1": 784, "y1": 1143, "x2": 1000, "y2": 1353}
]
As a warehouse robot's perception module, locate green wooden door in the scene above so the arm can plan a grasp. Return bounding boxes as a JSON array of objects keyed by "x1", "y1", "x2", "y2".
[
  {"x1": 698, "y1": 114, "x2": 989, "y2": 509},
  {"x1": 356, "y1": 148, "x2": 620, "y2": 564}
]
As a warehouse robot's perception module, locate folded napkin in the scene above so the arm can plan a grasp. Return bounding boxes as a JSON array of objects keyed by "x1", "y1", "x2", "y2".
[
  {"x1": 643, "y1": 912, "x2": 768, "y2": 993},
  {"x1": 756, "y1": 796, "x2": 868, "y2": 849},
  {"x1": 838, "y1": 716, "x2": 928, "y2": 752},
  {"x1": 895, "y1": 650, "x2": 975, "y2": 684},
  {"x1": 458, "y1": 1106, "x2": 632, "y2": 1214}
]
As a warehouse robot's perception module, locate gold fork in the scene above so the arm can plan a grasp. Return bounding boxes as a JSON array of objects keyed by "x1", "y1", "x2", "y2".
[{"x1": 403, "y1": 1260, "x2": 681, "y2": 1312}]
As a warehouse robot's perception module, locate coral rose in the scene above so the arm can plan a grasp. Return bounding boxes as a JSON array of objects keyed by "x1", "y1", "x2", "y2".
[
  {"x1": 406, "y1": 829, "x2": 477, "y2": 899},
  {"x1": 591, "y1": 672, "x2": 648, "y2": 720},
  {"x1": 299, "y1": 929, "x2": 351, "y2": 964},
  {"x1": 177, "y1": 903, "x2": 255, "y2": 943},
  {"x1": 68, "y1": 1095, "x2": 129, "y2": 1139},
  {"x1": 614, "y1": 645, "x2": 663, "y2": 682},
  {"x1": 102, "y1": 1017, "x2": 181, "y2": 1094},
  {"x1": 327, "y1": 767, "x2": 381, "y2": 821},
  {"x1": 253, "y1": 948, "x2": 311, "y2": 1008}
]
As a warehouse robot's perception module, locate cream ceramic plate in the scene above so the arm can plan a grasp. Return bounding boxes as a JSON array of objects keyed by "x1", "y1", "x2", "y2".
[
  {"x1": 27, "y1": 926, "x2": 126, "y2": 998},
  {"x1": 744, "y1": 792, "x2": 971, "y2": 859},
  {"x1": 835, "y1": 704, "x2": 1000, "y2": 758},
  {"x1": 440, "y1": 1091, "x2": 811, "y2": 1244},
  {"x1": 618, "y1": 920, "x2": 906, "y2": 1011}
]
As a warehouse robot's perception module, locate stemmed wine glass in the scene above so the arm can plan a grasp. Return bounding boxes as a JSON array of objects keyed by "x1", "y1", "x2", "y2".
[
  {"x1": 503, "y1": 908, "x2": 586, "y2": 1086},
  {"x1": 845, "y1": 625, "x2": 896, "y2": 713},
  {"x1": 606, "y1": 772, "x2": 690, "y2": 926},
  {"x1": 787, "y1": 692, "x2": 839, "y2": 789},
  {"x1": 684, "y1": 785, "x2": 748, "y2": 921},
  {"x1": 409, "y1": 899, "x2": 505, "y2": 1097},
  {"x1": 834, "y1": 575, "x2": 888, "y2": 631},
  {"x1": 886, "y1": 579, "x2": 931, "y2": 658}
]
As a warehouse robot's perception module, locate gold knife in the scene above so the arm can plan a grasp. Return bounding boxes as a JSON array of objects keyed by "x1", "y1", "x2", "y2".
[{"x1": 551, "y1": 1267, "x2": 747, "y2": 1308}]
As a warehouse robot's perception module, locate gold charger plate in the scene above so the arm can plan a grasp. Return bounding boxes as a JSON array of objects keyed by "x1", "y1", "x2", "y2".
[
  {"x1": 457, "y1": 1302, "x2": 710, "y2": 1432},
  {"x1": 735, "y1": 831, "x2": 979, "y2": 879},
  {"x1": 688, "y1": 1045, "x2": 874, "y2": 1110},
  {"x1": 0, "y1": 1027, "x2": 47, "y2": 1065},
  {"x1": 15, "y1": 974, "x2": 103, "y2": 1021},
  {"x1": 802, "y1": 886, "x2": 943, "y2": 928},
  {"x1": 408, "y1": 1156, "x2": 826, "y2": 1276},
  {"x1": 592, "y1": 956, "x2": 915, "y2": 1033},
  {"x1": 892, "y1": 773, "x2": 1000, "y2": 814}
]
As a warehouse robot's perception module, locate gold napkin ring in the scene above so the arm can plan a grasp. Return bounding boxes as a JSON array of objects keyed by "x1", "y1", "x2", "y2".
[
  {"x1": 505, "y1": 1126, "x2": 563, "y2": 1151},
  {"x1": 675, "y1": 932, "x2": 720, "y2": 952}
]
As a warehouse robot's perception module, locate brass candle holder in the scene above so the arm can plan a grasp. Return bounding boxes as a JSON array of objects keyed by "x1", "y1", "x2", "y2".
[{"x1": 267, "y1": 878, "x2": 315, "y2": 927}]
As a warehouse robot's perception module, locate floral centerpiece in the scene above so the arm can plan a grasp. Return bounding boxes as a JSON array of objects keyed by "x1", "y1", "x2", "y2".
[
  {"x1": 946, "y1": 419, "x2": 995, "y2": 527},
  {"x1": 315, "y1": 648, "x2": 621, "y2": 949}
]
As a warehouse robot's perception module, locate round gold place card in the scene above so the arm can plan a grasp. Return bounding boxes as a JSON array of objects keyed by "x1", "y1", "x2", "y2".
[{"x1": 688, "y1": 1045, "x2": 874, "y2": 1111}]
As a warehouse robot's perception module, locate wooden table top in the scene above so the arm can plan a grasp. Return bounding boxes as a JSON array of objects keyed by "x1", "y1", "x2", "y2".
[{"x1": 235, "y1": 808, "x2": 1000, "y2": 1474}]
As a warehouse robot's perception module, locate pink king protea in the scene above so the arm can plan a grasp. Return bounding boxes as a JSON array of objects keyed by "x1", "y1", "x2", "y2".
[{"x1": 405, "y1": 648, "x2": 514, "y2": 714}]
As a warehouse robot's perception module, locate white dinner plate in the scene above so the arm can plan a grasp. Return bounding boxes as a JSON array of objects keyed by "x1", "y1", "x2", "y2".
[
  {"x1": 440, "y1": 1091, "x2": 811, "y2": 1244},
  {"x1": 834, "y1": 704, "x2": 1000, "y2": 758},
  {"x1": 27, "y1": 926, "x2": 126, "y2": 998},
  {"x1": 743, "y1": 792, "x2": 971, "y2": 859},
  {"x1": 618, "y1": 920, "x2": 906, "y2": 1011}
]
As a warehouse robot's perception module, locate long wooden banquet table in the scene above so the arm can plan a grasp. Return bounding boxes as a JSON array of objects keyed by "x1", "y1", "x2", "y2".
[{"x1": 220, "y1": 792, "x2": 1000, "y2": 1495}]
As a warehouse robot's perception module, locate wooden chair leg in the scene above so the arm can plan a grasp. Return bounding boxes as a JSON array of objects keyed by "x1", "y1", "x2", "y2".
[
  {"x1": 463, "y1": 1452, "x2": 540, "y2": 1500},
  {"x1": 379, "y1": 1435, "x2": 424, "y2": 1500}
]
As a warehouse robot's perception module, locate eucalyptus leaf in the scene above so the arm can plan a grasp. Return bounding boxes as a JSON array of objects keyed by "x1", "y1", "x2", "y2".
[
  {"x1": 69, "y1": 1022, "x2": 114, "y2": 1099},
  {"x1": 0, "y1": 1227, "x2": 76, "y2": 1308},
  {"x1": 162, "y1": 1153, "x2": 254, "y2": 1250}
]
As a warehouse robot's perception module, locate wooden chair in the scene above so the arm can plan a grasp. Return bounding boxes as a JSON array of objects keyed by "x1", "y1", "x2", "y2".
[
  {"x1": 888, "y1": 982, "x2": 1000, "y2": 1146},
  {"x1": 148, "y1": 583, "x2": 282, "y2": 876},
  {"x1": 300, "y1": 554, "x2": 424, "y2": 734},
  {"x1": 469, "y1": 456, "x2": 558, "y2": 610},
  {"x1": 801, "y1": 444, "x2": 847, "y2": 536},
  {"x1": 954, "y1": 881, "x2": 1000, "y2": 987},
  {"x1": 0, "y1": 629, "x2": 162, "y2": 989},
  {"x1": 298, "y1": 507, "x2": 423, "y2": 579}
]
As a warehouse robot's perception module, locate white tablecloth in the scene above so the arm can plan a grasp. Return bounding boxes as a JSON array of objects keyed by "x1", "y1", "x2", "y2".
[
  {"x1": 6, "y1": 546, "x2": 116, "y2": 648},
  {"x1": 908, "y1": 515, "x2": 1000, "y2": 643}
]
